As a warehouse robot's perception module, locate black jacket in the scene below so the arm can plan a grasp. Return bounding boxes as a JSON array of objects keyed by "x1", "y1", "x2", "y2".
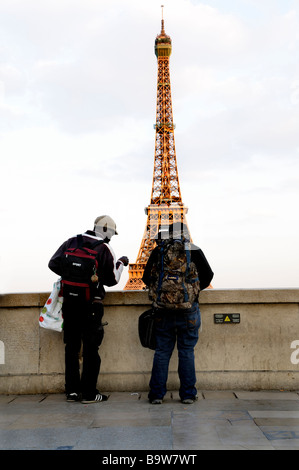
[
  {"x1": 142, "y1": 241, "x2": 214, "y2": 291},
  {"x1": 48, "y1": 230, "x2": 124, "y2": 299}
]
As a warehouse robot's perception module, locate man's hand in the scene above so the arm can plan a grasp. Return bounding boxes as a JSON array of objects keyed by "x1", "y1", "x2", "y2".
[{"x1": 118, "y1": 256, "x2": 129, "y2": 266}]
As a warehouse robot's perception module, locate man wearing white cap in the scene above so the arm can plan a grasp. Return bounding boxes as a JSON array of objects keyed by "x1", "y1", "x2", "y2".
[{"x1": 49, "y1": 215, "x2": 128, "y2": 403}]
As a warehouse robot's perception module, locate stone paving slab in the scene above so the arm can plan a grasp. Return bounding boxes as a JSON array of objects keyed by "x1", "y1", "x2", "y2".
[
  {"x1": 235, "y1": 391, "x2": 299, "y2": 400},
  {"x1": 254, "y1": 418, "x2": 299, "y2": 426},
  {"x1": 202, "y1": 391, "x2": 236, "y2": 400},
  {"x1": 247, "y1": 407, "x2": 299, "y2": 449},
  {"x1": 1, "y1": 391, "x2": 299, "y2": 450},
  {"x1": 248, "y1": 410, "x2": 299, "y2": 418}
]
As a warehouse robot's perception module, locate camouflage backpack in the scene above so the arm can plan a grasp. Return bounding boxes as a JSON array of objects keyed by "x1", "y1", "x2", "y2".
[{"x1": 148, "y1": 238, "x2": 200, "y2": 309}]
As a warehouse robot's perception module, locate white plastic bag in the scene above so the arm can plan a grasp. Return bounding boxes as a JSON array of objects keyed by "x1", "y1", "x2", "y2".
[{"x1": 39, "y1": 279, "x2": 64, "y2": 332}]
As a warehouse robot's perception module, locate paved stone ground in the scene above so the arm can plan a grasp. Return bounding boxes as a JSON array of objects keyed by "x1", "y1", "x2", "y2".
[{"x1": 1, "y1": 390, "x2": 299, "y2": 450}]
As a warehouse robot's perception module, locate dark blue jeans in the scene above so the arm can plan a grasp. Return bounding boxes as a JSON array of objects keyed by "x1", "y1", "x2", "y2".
[{"x1": 148, "y1": 303, "x2": 201, "y2": 401}]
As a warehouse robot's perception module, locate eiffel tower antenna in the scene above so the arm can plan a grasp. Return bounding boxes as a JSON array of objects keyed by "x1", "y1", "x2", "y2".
[{"x1": 124, "y1": 11, "x2": 191, "y2": 290}]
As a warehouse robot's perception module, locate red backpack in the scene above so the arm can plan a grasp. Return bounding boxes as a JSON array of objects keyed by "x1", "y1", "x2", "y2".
[{"x1": 60, "y1": 234, "x2": 103, "y2": 301}]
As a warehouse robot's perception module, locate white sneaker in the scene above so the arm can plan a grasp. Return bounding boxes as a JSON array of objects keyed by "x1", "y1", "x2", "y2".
[{"x1": 181, "y1": 396, "x2": 198, "y2": 404}]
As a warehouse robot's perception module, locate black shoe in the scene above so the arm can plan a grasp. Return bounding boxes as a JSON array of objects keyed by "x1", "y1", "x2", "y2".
[
  {"x1": 66, "y1": 392, "x2": 80, "y2": 402},
  {"x1": 81, "y1": 393, "x2": 109, "y2": 404}
]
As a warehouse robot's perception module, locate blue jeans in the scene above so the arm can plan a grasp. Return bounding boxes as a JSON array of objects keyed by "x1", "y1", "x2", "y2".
[{"x1": 148, "y1": 303, "x2": 201, "y2": 401}]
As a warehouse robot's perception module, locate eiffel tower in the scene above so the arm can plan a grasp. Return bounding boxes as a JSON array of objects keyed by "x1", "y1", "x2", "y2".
[{"x1": 124, "y1": 10, "x2": 191, "y2": 290}]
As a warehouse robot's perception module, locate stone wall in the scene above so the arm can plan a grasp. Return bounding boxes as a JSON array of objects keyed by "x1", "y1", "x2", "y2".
[{"x1": 0, "y1": 289, "x2": 299, "y2": 394}]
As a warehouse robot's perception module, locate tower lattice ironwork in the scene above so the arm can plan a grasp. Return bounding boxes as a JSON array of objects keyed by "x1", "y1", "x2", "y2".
[{"x1": 124, "y1": 13, "x2": 191, "y2": 290}]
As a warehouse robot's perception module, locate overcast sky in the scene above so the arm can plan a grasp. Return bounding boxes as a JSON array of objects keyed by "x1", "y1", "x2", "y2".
[{"x1": 1, "y1": 0, "x2": 299, "y2": 293}]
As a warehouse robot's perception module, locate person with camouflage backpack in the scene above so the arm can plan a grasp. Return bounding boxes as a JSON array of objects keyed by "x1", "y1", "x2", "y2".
[{"x1": 142, "y1": 222, "x2": 213, "y2": 404}]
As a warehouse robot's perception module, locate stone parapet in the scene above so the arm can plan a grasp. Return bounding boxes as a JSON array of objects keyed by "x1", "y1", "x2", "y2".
[{"x1": 0, "y1": 289, "x2": 299, "y2": 394}]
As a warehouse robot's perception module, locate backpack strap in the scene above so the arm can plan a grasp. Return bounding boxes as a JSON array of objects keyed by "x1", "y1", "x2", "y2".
[
  {"x1": 157, "y1": 241, "x2": 165, "y2": 303},
  {"x1": 90, "y1": 239, "x2": 105, "y2": 249},
  {"x1": 76, "y1": 234, "x2": 84, "y2": 248},
  {"x1": 185, "y1": 241, "x2": 191, "y2": 277},
  {"x1": 76, "y1": 234, "x2": 104, "y2": 252}
]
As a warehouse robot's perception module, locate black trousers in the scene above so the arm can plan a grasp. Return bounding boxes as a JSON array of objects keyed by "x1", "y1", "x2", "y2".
[{"x1": 62, "y1": 296, "x2": 104, "y2": 399}]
